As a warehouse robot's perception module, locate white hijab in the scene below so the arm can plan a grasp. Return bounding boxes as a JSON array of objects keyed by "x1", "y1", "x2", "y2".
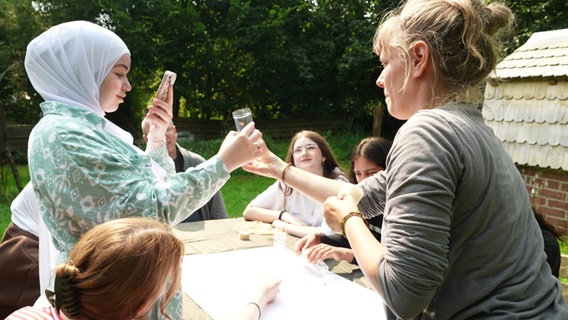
[
  {"x1": 25, "y1": 20, "x2": 130, "y2": 117},
  {"x1": 23, "y1": 22, "x2": 169, "y2": 302}
]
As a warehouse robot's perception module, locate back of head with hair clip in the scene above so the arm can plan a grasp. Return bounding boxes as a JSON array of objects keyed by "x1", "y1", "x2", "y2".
[{"x1": 53, "y1": 217, "x2": 184, "y2": 320}]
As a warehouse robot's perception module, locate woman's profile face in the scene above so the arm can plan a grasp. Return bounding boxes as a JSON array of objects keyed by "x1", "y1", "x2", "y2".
[
  {"x1": 376, "y1": 43, "x2": 433, "y2": 120},
  {"x1": 99, "y1": 54, "x2": 132, "y2": 113},
  {"x1": 376, "y1": 49, "x2": 410, "y2": 120}
]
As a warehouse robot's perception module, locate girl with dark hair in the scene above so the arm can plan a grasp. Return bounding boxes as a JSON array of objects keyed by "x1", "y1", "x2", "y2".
[{"x1": 295, "y1": 137, "x2": 392, "y2": 264}]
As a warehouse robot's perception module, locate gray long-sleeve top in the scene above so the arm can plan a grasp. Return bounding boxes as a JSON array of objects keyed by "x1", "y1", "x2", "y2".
[{"x1": 357, "y1": 103, "x2": 568, "y2": 319}]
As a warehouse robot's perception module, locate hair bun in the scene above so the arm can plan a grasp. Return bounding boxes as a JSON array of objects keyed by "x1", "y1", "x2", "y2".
[{"x1": 483, "y1": 3, "x2": 513, "y2": 35}]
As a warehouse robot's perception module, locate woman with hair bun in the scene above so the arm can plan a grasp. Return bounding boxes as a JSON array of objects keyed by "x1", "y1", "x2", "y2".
[{"x1": 245, "y1": 0, "x2": 568, "y2": 318}]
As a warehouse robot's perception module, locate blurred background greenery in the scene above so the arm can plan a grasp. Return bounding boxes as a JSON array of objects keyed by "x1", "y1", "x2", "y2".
[{"x1": 2, "y1": 0, "x2": 566, "y2": 138}]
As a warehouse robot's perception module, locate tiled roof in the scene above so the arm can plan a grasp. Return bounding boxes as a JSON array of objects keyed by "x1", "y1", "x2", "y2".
[
  {"x1": 490, "y1": 28, "x2": 568, "y2": 79},
  {"x1": 483, "y1": 28, "x2": 568, "y2": 171}
]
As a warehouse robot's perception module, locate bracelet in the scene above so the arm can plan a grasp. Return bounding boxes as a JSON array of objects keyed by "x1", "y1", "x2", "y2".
[
  {"x1": 278, "y1": 210, "x2": 286, "y2": 220},
  {"x1": 247, "y1": 302, "x2": 261, "y2": 320},
  {"x1": 339, "y1": 211, "x2": 368, "y2": 237},
  {"x1": 281, "y1": 163, "x2": 292, "y2": 182}
]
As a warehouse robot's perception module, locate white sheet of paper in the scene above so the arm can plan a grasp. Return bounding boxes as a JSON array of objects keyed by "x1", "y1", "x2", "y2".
[{"x1": 182, "y1": 246, "x2": 387, "y2": 320}]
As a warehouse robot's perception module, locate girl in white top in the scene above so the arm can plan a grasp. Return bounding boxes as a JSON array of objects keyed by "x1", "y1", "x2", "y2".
[{"x1": 243, "y1": 130, "x2": 347, "y2": 237}]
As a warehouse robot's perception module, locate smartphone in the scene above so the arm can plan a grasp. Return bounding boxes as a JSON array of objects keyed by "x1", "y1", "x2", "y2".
[{"x1": 155, "y1": 70, "x2": 177, "y2": 101}]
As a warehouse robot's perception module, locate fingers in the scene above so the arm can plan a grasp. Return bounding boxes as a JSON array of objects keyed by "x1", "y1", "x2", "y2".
[
  {"x1": 240, "y1": 121, "x2": 256, "y2": 136},
  {"x1": 147, "y1": 99, "x2": 172, "y2": 131},
  {"x1": 302, "y1": 244, "x2": 332, "y2": 263},
  {"x1": 249, "y1": 130, "x2": 263, "y2": 149},
  {"x1": 252, "y1": 141, "x2": 263, "y2": 153},
  {"x1": 238, "y1": 122, "x2": 262, "y2": 144},
  {"x1": 294, "y1": 237, "x2": 308, "y2": 255},
  {"x1": 234, "y1": 122, "x2": 263, "y2": 155},
  {"x1": 148, "y1": 99, "x2": 172, "y2": 119}
]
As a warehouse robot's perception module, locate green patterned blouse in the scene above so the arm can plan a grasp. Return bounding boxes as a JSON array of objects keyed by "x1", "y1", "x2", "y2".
[{"x1": 28, "y1": 101, "x2": 230, "y2": 254}]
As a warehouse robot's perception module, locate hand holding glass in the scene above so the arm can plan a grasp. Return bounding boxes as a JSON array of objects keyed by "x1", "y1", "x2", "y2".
[{"x1": 232, "y1": 108, "x2": 253, "y2": 131}]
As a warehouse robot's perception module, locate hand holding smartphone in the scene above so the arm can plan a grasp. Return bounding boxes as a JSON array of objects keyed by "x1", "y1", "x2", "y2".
[
  {"x1": 147, "y1": 71, "x2": 176, "y2": 143},
  {"x1": 155, "y1": 70, "x2": 177, "y2": 101}
]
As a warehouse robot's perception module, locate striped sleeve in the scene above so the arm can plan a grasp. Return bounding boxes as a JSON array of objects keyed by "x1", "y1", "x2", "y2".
[{"x1": 5, "y1": 307, "x2": 60, "y2": 320}]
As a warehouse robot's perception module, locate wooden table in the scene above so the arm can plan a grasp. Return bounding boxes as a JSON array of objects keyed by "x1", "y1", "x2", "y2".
[{"x1": 175, "y1": 218, "x2": 373, "y2": 319}]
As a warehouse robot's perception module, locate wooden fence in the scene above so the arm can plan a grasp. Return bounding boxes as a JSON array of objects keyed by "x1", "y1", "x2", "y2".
[
  {"x1": 2, "y1": 118, "x2": 347, "y2": 154},
  {"x1": 174, "y1": 117, "x2": 347, "y2": 140},
  {"x1": 2, "y1": 124, "x2": 32, "y2": 153}
]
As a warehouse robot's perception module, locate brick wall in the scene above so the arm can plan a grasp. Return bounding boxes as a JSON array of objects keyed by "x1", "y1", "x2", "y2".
[
  {"x1": 519, "y1": 166, "x2": 568, "y2": 232},
  {"x1": 523, "y1": 167, "x2": 568, "y2": 302}
]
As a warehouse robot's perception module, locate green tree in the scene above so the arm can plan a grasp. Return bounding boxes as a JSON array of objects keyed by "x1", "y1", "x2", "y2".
[
  {"x1": 505, "y1": 0, "x2": 568, "y2": 53},
  {"x1": 5, "y1": 0, "x2": 566, "y2": 136},
  {"x1": 0, "y1": 0, "x2": 47, "y2": 125}
]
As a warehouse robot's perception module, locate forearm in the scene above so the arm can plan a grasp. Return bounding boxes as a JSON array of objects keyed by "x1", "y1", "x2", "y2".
[
  {"x1": 280, "y1": 224, "x2": 321, "y2": 238},
  {"x1": 280, "y1": 165, "x2": 345, "y2": 204},
  {"x1": 156, "y1": 155, "x2": 230, "y2": 224},
  {"x1": 236, "y1": 277, "x2": 281, "y2": 320},
  {"x1": 243, "y1": 206, "x2": 280, "y2": 223},
  {"x1": 145, "y1": 144, "x2": 176, "y2": 176},
  {"x1": 344, "y1": 216, "x2": 386, "y2": 295}
]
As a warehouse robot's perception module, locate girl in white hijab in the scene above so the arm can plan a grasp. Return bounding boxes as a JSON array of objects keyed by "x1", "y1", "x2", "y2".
[{"x1": 24, "y1": 20, "x2": 264, "y2": 319}]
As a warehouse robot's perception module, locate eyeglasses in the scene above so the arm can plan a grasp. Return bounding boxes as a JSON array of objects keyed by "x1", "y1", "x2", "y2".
[{"x1": 293, "y1": 144, "x2": 319, "y2": 155}]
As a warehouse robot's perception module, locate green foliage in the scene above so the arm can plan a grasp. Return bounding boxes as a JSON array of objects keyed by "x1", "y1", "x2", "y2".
[
  {"x1": 504, "y1": 1, "x2": 568, "y2": 54},
  {"x1": 560, "y1": 240, "x2": 568, "y2": 257},
  {"x1": 0, "y1": 203, "x2": 10, "y2": 238},
  {"x1": 5, "y1": 0, "x2": 401, "y2": 131},
  {"x1": 0, "y1": 0, "x2": 46, "y2": 125},
  {"x1": 0, "y1": 165, "x2": 29, "y2": 204},
  {"x1": 3, "y1": 0, "x2": 566, "y2": 134}
]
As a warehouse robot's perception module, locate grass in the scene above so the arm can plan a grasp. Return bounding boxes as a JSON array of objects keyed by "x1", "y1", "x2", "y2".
[
  {"x1": 221, "y1": 174, "x2": 274, "y2": 217},
  {"x1": 0, "y1": 164, "x2": 30, "y2": 236},
  {"x1": 0, "y1": 203, "x2": 11, "y2": 237}
]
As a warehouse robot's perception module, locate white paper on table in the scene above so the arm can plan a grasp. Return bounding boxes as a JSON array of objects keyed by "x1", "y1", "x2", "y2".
[{"x1": 182, "y1": 246, "x2": 387, "y2": 320}]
